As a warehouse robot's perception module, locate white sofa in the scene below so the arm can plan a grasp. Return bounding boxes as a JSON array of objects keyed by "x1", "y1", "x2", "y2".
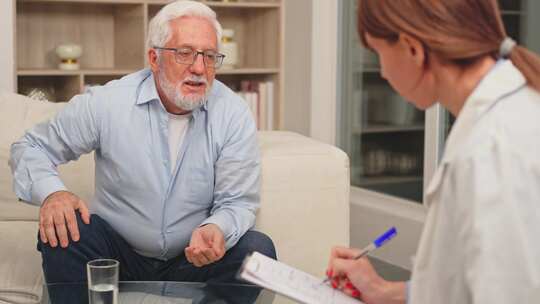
[{"x1": 0, "y1": 91, "x2": 350, "y2": 304}]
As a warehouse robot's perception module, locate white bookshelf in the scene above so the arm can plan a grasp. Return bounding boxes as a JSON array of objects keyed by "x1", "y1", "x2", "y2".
[{"x1": 14, "y1": 0, "x2": 284, "y2": 129}]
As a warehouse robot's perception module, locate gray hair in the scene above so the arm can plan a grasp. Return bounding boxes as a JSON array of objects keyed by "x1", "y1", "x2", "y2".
[{"x1": 147, "y1": 0, "x2": 223, "y2": 52}]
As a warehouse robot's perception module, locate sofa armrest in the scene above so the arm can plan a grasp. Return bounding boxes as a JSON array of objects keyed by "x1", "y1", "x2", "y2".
[
  {"x1": 256, "y1": 131, "x2": 350, "y2": 277},
  {"x1": 0, "y1": 221, "x2": 43, "y2": 304}
]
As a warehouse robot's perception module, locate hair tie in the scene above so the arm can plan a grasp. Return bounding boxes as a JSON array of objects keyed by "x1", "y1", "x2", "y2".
[{"x1": 499, "y1": 37, "x2": 516, "y2": 59}]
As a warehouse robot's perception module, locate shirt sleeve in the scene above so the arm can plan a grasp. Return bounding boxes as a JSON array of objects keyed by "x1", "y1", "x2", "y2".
[
  {"x1": 451, "y1": 141, "x2": 540, "y2": 304},
  {"x1": 9, "y1": 91, "x2": 101, "y2": 205},
  {"x1": 200, "y1": 105, "x2": 260, "y2": 250}
]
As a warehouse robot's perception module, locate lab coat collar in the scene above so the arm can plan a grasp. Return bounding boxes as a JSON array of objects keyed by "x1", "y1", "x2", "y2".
[
  {"x1": 441, "y1": 60, "x2": 526, "y2": 164},
  {"x1": 424, "y1": 60, "x2": 526, "y2": 205}
]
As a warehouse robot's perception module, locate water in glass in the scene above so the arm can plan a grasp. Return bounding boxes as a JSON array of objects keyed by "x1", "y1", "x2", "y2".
[{"x1": 89, "y1": 283, "x2": 118, "y2": 304}]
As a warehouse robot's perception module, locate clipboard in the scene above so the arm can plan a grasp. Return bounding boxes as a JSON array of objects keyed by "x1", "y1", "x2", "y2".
[{"x1": 237, "y1": 252, "x2": 363, "y2": 304}]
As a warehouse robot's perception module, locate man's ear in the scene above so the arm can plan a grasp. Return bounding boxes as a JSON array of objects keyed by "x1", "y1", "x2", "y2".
[
  {"x1": 399, "y1": 33, "x2": 426, "y2": 68},
  {"x1": 148, "y1": 48, "x2": 159, "y2": 72}
]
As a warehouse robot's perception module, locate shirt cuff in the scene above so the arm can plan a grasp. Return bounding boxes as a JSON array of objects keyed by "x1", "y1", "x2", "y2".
[
  {"x1": 31, "y1": 175, "x2": 68, "y2": 205},
  {"x1": 200, "y1": 212, "x2": 238, "y2": 250}
]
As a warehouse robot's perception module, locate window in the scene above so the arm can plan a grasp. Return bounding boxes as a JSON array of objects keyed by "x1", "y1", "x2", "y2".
[
  {"x1": 337, "y1": 0, "x2": 425, "y2": 203},
  {"x1": 337, "y1": 0, "x2": 539, "y2": 203}
]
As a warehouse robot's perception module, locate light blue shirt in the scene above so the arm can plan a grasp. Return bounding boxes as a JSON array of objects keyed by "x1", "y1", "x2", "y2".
[{"x1": 9, "y1": 69, "x2": 260, "y2": 260}]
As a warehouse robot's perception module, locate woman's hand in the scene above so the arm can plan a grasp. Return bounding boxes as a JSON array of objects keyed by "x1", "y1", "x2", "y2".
[{"x1": 327, "y1": 246, "x2": 407, "y2": 304}]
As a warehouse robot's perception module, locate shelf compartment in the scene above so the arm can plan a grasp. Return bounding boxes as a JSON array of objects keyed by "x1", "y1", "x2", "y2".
[
  {"x1": 362, "y1": 66, "x2": 381, "y2": 73},
  {"x1": 18, "y1": 75, "x2": 81, "y2": 102},
  {"x1": 498, "y1": 0, "x2": 521, "y2": 11},
  {"x1": 350, "y1": 132, "x2": 425, "y2": 179},
  {"x1": 355, "y1": 177, "x2": 424, "y2": 203},
  {"x1": 17, "y1": 69, "x2": 137, "y2": 76},
  {"x1": 148, "y1": 4, "x2": 280, "y2": 70},
  {"x1": 358, "y1": 72, "x2": 424, "y2": 126},
  {"x1": 17, "y1": 1, "x2": 145, "y2": 70},
  {"x1": 217, "y1": 68, "x2": 279, "y2": 75},
  {"x1": 354, "y1": 175, "x2": 423, "y2": 186},
  {"x1": 501, "y1": 10, "x2": 525, "y2": 16},
  {"x1": 502, "y1": 14, "x2": 522, "y2": 43},
  {"x1": 19, "y1": 0, "x2": 281, "y2": 6},
  {"x1": 147, "y1": 1, "x2": 281, "y2": 8},
  {"x1": 83, "y1": 74, "x2": 129, "y2": 88},
  {"x1": 217, "y1": 73, "x2": 280, "y2": 129},
  {"x1": 19, "y1": 68, "x2": 278, "y2": 76},
  {"x1": 18, "y1": 0, "x2": 144, "y2": 2},
  {"x1": 357, "y1": 132, "x2": 425, "y2": 155},
  {"x1": 203, "y1": 2, "x2": 280, "y2": 8},
  {"x1": 356, "y1": 124, "x2": 424, "y2": 134}
]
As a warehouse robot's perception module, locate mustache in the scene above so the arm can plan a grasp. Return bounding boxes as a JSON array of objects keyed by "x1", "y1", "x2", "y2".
[{"x1": 182, "y1": 76, "x2": 208, "y2": 85}]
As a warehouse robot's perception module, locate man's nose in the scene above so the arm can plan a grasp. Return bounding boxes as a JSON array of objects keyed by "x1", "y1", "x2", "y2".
[{"x1": 189, "y1": 53, "x2": 206, "y2": 75}]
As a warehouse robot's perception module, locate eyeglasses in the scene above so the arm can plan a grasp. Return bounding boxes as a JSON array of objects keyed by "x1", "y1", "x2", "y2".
[{"x1": 154, "y1": 46, "x2": 225, "y2": 69}]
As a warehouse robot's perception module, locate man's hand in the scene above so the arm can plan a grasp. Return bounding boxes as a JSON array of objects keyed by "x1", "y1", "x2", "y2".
[
  {"x1": 39, "y1": 190, "x2": 90, "y2": 248},
  {"x1": 185, "y1": 224, "x2": 225, "y2": 267}
]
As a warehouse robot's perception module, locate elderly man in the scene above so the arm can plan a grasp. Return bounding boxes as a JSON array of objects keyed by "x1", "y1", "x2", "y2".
[{"x1": 9, "y1": 0, "x2": 275, "y2": 294}]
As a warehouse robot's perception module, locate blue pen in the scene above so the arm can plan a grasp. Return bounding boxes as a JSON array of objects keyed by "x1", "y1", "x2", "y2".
[{"x1": 322, "y1": 227, "x2": 397, "y2": 284}]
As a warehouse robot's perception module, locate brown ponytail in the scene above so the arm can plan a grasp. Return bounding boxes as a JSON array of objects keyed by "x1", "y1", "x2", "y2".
[
  {"x1": 509, "y1": 46, "x2": 540, "y2": 91},
  {"x1": 357, "y1": 0, "x2": 540, "y2": 92}
]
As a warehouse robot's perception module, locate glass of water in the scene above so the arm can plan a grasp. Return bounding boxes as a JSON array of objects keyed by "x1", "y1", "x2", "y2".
[{"x1": 87, "y1": 259, "x2": 119, "y2": 304}]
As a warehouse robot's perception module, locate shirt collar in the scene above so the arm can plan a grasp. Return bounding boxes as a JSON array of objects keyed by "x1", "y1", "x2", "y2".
[
  {"x1": 136, "y1": 70, "x2": 160, "y2": 105},
  {"x1": 441, "y1": 59, "x2": 527, "y2": 163}
]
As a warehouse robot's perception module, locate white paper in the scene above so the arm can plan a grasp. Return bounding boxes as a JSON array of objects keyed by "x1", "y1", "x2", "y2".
[{"x1": 239, "y1": 252, "x2": 363, "y2": 304}]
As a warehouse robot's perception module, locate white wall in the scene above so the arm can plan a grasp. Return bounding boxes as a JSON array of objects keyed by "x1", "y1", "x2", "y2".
[
  {"x1": 310, "y1": 0, "x2": 338, "y2": 145},
  {"x1": 283, "y1": 0, "x2": 312, "y2": 136},
  {"x1": 0, "y1": 0, "x2": 15, "y2": 92}
]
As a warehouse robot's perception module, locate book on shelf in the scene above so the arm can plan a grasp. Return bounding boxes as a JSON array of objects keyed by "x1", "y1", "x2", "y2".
[{"x1": 236, "y1": 80, "x2": 274, "y2": 131}]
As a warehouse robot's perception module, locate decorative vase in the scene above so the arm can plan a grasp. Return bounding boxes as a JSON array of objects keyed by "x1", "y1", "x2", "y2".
[
  {"x1": 55, "y1": 43, "x2": 83, "y2": 70},
  {"x1": 221, "y1": 29, "x2": 238, "y2": 69}
]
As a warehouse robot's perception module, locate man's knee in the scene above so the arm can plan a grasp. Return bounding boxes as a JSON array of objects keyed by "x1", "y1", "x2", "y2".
[
  {"x1": 77, "y1": 213, "x2": 107, "y2": 236},
  {"x1": 37, "y1": 213, "x2": 107, "y2": 253},
  {"x1": 236, "y1": 230, "x2": 277, "y2": 259}
]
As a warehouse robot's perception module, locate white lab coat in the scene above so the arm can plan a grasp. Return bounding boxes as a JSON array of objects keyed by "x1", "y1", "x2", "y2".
[{"x1": 409, "y1": 60, "x2": 540, "y2": 304}]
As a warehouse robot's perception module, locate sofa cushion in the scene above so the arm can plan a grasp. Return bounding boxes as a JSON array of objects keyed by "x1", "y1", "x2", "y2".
[
  {"x1": 0, "y1": 92, "x2": 95, "y2": 221},
  {"x1": 0, "y1": 221, "x2": 42, "y2": 304}
]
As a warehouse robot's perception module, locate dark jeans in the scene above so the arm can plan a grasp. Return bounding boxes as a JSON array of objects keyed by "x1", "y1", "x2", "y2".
[{"x1": 38, "y1": 213, "x2": 276, "y2": 303}]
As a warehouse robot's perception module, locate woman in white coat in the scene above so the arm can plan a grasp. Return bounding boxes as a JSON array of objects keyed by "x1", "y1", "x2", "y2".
[{"x1": 326, "y1": 1, "x2": 540, "y2": 303}]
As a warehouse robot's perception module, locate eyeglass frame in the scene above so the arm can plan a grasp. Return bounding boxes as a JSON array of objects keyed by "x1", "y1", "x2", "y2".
[{"x1": 153, "y1": 46, "x2": 226, "y2": 69}]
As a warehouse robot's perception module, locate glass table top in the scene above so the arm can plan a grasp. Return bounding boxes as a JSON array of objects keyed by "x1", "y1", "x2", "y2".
[{"x1": 42, "y1": 281, "x2": 277, "y2": 304}]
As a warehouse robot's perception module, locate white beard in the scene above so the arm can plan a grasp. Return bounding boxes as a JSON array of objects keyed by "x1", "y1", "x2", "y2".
[{"x1": 157, "y1": 70, "x2": 209, "y2": 112}]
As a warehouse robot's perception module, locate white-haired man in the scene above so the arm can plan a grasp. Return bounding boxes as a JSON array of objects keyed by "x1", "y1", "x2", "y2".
[{"x1": 9, "y1": 0, "x2": 275, "y2": 300}]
